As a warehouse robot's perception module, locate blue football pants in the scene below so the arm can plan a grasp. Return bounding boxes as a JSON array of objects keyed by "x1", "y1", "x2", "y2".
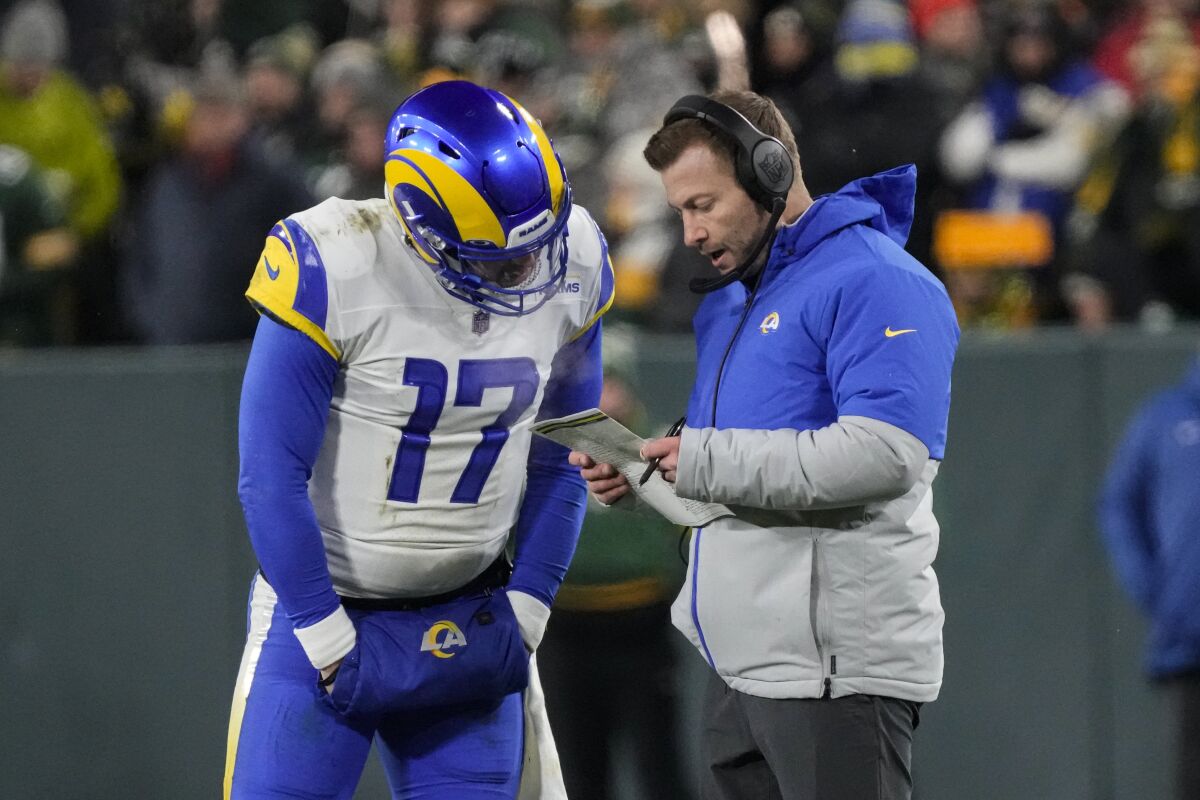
[{"x1": 223, "y1": 575, "x2": 525, "y2": 799}]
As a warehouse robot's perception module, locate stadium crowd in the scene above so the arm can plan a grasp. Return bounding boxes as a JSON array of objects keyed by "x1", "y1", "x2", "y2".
[{"x1": 1, "y1": 0, "x2": 1199, "y2": 348}]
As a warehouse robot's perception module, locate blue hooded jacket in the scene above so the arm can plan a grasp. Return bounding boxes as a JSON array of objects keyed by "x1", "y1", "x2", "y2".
[
  {"x1": 671, "y1": 165, "x2": 959, "y2": 703},
  {"x1": 687, "y1": 165, "x2": 959, "y2": 458},
  {"x1": 1100, "y1": 360, "x2": 1200, "y2": 677}
]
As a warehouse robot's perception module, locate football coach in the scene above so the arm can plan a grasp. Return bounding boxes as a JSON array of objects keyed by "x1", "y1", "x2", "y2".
[{"x1": 570, "y1": 89, "x2": 960, "y2": 799}]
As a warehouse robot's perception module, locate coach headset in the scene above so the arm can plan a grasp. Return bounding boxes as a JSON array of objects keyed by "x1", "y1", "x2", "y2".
[{"x1": 662, "y1": 95, "x2": 795, "y2": 294}]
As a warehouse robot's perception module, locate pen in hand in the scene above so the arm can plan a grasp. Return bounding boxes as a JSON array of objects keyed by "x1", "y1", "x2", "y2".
[{"x1": 638, "y1": 416, "x2": 687, "y2": 486}]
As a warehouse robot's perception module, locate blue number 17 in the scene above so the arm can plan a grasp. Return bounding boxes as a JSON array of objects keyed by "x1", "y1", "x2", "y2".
[{"x1": 387, "y1": 357, "x2": 540, "y2": 504}]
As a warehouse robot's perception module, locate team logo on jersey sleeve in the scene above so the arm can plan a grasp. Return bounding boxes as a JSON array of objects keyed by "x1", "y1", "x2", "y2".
[
  {"x1": 255, "y1": 229, "x2": 296, "y2": 288},
  {"x1": 420, "y1": 620, "x2": 468, "y2": 658},
  {"x1": 759, "y1": 311, "x2": 780, "y2": 334}
]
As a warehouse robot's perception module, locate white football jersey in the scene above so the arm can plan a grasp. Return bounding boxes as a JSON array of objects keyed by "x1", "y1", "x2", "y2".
[{"x1": 246, "y1": 197, "x2": 613, "y2": 598}]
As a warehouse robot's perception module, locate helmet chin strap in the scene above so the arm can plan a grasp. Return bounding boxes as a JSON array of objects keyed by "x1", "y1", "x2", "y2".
[{"x1": 689, "y1": 198, "x2": 786, "y2": 295}]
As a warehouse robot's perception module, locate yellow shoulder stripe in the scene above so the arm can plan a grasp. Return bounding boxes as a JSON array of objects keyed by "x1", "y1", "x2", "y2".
[{"x1": 245, "y1": 226, "x2": 340, "y2": 360}]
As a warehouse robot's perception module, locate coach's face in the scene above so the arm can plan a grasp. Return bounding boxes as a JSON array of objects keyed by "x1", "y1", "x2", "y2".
[{"x1": 660, "y1": 143, "x2": 772, "y2": 275}]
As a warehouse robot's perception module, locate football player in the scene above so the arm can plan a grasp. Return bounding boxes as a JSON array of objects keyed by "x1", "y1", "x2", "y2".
[{"x1": 223, "y1": 80, "x2": 613, "y2": 799}]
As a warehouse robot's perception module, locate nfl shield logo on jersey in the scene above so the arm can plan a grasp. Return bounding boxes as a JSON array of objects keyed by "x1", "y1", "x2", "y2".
[{"x1": 472, "y1": 310, "x2": 490, "y2": 335}]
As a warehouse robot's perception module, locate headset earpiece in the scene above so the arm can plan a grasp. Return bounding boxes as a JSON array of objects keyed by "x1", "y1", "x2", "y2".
[{"x1": 663, "y1": 95, "x2": 794, "y2": 211}]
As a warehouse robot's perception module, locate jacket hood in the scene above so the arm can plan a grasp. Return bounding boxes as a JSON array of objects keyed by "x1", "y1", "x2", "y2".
[{"x1": 770, "y1": 164, "x2": 916, "y2": 269}]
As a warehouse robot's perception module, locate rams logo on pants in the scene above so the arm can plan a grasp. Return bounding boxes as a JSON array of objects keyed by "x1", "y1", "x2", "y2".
[{"x1": 420, "y1": 620, "x2": 468, "y2": 658}]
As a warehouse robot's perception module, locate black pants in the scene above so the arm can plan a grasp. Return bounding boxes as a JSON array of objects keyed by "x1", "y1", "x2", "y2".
[
  {"x1": 1173, "y1": 672, "x2": 1200, "y2": 800},
  {"x1": 701, "y1": 669, "x2": 920, "y2": 800}
]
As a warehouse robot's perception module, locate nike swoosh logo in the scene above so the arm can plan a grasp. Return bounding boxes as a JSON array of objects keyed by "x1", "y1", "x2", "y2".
[
  {"x1": 884, "y1": 327, "x2": 917, "y2": 338},
  {"x1": 264, "y1": 256, "x2": 280, "y2": 280}
]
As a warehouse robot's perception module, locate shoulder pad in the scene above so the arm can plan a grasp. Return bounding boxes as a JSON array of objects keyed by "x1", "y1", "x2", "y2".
[
  {"x1": 566, "y1": 206, "x2": 615, "y2": 341},
  {"x1": 246, "y1": 217, "x2": 339, "y2": 360}
]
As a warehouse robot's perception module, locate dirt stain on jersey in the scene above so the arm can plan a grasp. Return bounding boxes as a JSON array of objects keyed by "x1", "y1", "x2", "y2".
[
  {"x1": 381, "y1": 454, "x2": 395, "y2": 515},
  {"x1": 349, "y1": 206, "x2": 384, "y2": 234}
]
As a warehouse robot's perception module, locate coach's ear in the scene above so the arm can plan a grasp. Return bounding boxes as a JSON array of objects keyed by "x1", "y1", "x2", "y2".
[{"x1": 505, "y1": 590, "x2": 551, "y2": 653}]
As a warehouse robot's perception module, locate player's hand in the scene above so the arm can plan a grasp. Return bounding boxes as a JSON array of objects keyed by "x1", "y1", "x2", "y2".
[
  {"x1": 319, "y1": 658, "x2": 343, "y2": 694},
  {"x1": 641, "y1": 436, "x2": 681, "y2": 484},
  {"x1": 568, "y1": 450, "x2": 631, "y2": 505}
]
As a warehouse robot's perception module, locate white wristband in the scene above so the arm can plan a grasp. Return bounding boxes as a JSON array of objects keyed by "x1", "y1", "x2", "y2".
[{"x1": 293, "y1": 606, "x2": 356, "y2": 670}]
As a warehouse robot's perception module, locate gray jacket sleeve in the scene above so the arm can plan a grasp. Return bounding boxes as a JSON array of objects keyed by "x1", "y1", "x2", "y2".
[{"x1": 675, "y1": 415, "x2": 929, "y2": 511}]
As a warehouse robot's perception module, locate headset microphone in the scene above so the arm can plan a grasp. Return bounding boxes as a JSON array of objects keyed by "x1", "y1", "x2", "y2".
[
  {"x1": 688, "y1": 199, "x2": 785, "y2": 294},
  {"x1": 662, "y1": 95, "x2": 794, "y2": 295}
]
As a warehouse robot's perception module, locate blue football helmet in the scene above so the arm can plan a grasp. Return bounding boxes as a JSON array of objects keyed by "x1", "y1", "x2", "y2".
[{"x1": 384, "y1": 80, "x2": 572, "y2": 316}]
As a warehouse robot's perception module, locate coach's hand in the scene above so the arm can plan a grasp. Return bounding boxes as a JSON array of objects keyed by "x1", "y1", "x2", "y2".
[
  {"x1": 641, "y1": 436, "x2": 681, "y2": 484},
  {"x1": 568, "y1": 450, "x2": 630, "y2": 505}
]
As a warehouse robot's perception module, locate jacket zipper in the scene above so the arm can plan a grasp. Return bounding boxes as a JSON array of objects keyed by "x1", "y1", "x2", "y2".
[
  {"x1": 812, "y1": 536, "x2": 835, "y2": 698},
  {"x1": 696, "y1": 269, "x2": 768, "y2": 673}
]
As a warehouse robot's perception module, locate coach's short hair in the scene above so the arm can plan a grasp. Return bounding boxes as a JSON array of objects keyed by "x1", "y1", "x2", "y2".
[{"x1": 643, "y1": 90, "x2": 801, "y2": 179}]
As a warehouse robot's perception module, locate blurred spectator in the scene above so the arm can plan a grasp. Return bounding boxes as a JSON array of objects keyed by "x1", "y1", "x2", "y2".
[
  {"x1": 473, "y1": 23, "x2": 552, "y2": 98},
  {"x1": 600, "y1": 127, "x2": 684, "y2": 326},
  {"x1": 938, "y1": 3, "x2": 1127, "y2": 324},
  {"x1": 1099, "y1": 359, "x2": 1200, "y2": 800},
  {"x1": 244, "y1": 25, "x2": 321, "y2": 168},
  {"x1": 374, "y1": 0, "x2": 429, "y2": 85},
  {"x1": 207, "y1": 0, "x2": 350, "y2": 58},
  {"x1": 753, "y1": 2, "x2": 837, "y2": 130},
  {"x1": 0, "y1": 143, "x2": 79, "y2": 346},
  {"x1": 538, "y1": 324, "x2": 689, "y2": 800},
  {"x1": 1094, "y1": 0, "x2": 1200, "y2": 101},
  {"x1": 444, "y1": 0, "x2": 563, "y2": 75},
  {"x1": 427, "y1": 0, "x2": 499, "y2": 73},
  {"x1": 550, "y1": 1, "x2": 722, "y2": 330},
  {"x1": 794, "y1": 0, "x2": 954, "y2": 266},
  {"x1": 311, "y1": 93, "x2": 393, "y2": 201},
  {"x1": 1065, "y1": 12, "x2": 1200, "y2": 329},
  {"x1": 57, "y1": 0, "x2": 123, "y2": 91},
  {"x1": 24, "y1": 0, "x2": 1200, "y2": 339},
  {"x1": 0, "y1": 0, "x2": 121, "y2": 242},
  {"x1": 309, "y1": 39, "x2": 391, "y2": 166},
  {"x1": 117, "y1": 0, "x2": 219, "y2": 74},
  {"x1": 593, "y1": 1, "x2": 701, "y2": 144},
  {"x1": 910, "y1": 0, "x2": 988, "y2": 111},
  {"x1": 120, "y1": 71, "x2": 312, "y2": 344},
  {"x1": 595, "y1": 125, "x2": 708, "y2": 333},
  {"x1": 104, "y1": 3, "x2": 234, "y2": 194},
  {"x1": 553, "y1": 0, "x2": 702, "y2": 214}
]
